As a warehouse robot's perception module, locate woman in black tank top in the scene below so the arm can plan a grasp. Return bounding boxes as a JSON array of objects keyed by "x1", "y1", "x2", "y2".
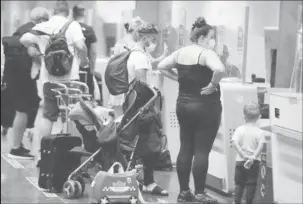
[{"x1": 158, "y1": 17, "x2": 225, "y2": 204}]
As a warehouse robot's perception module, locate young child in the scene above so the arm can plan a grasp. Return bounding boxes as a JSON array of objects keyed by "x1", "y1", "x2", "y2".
[{"x1": 232, "y1": 102, "x2": 266, "y2": 204}]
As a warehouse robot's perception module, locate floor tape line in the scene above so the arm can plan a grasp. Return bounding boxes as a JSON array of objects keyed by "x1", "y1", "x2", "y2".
[
  {"x1": 1, "y1": 154, "x2": 24, "y2": 169},
  {"x1": 25, "y1": 177, "x2": 58, "y2": 198}
]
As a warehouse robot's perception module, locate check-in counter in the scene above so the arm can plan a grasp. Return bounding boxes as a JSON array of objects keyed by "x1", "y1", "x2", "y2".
[
  {"x1": 267, "y1": 90, "x2": 302, "y2": 203},
  {"x1": 270, "y1": 126, "x2": 302, "y2": 203}
]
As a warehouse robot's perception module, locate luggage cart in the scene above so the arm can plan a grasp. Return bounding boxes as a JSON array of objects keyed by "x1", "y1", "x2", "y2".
[{"x1": 51, "y1": 81, "x2": 92, "y2": 134}]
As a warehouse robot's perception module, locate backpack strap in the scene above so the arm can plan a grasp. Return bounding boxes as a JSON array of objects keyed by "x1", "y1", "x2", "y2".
[
  {"x1": 59, "y1": 20, "x2": 74, "y2": 35},
  {"x1": 29, "y1": 30, "x2": 50, "y2": 36}
]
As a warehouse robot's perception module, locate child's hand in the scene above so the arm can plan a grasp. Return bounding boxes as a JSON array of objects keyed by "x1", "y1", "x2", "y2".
[
  {"x1": 243, "y1": 155, "x2": 251, "y2": 161},
  {"x1": 244, "y1": 159, "x2": 254, "y2": 169}
]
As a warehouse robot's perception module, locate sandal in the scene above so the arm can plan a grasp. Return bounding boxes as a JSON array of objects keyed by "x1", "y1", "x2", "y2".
[{"x1": 142, "y1": 184, "x2": 169, "y2": 196}]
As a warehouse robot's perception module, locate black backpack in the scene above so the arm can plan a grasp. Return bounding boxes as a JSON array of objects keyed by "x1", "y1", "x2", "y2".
[
  {"x1": 44, "y1": 21, "x2": 73, "y2": 77},
  {"x1": 2, "y1": 22, "x2": 35, "y2": 83},
  {"x1": 105, "y1": 48, "x2": 142, "y2": 95}
]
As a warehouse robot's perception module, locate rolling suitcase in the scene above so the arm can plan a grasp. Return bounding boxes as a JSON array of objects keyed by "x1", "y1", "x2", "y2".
[{"x1": 38, "y1": 133, "x2": 82, "y2": 192}]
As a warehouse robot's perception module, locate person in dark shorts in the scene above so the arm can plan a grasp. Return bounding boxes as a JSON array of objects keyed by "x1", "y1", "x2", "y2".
[
  {"x1": 158, "y1": 17, "x2": 225, "y2": 203},
  {"x1": 232, "y1": 102, "x2": 265, "y2": 204},
  {"x1": 73, "y1": 5, "x2": 99, "y2": 98},
  {"x1": 6, "y1": 7, "x2": 49, "y2": 160}
]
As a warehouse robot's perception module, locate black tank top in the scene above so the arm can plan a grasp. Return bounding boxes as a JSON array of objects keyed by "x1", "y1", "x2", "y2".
[{"x1": 176, "y1": 52, "x2": 221, "y2": 102}]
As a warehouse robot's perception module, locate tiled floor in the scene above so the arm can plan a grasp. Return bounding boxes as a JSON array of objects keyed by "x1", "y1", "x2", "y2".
[{"x1": 1, "y1": 136, "x2": 232, "y2": 204}]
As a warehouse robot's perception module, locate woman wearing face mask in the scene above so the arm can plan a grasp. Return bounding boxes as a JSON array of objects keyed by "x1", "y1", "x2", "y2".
[
  {"x1": 158, "y1": 17, "x2": 225, "y2": 203},
  {"x1": 109, "y1": 17, "x2": 144, "y2": 116},
  {"x1": 127, "y1": 22, "x2": 168, "y2": 196}
]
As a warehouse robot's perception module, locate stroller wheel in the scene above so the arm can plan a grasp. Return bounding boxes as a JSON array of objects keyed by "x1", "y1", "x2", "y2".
[
  {"x1": 129, "y1": 196, "x2": 138, "y2": 204},
  {"x1": 75, "y1": 176, "x2": 85, "y2": 195},
  {"x1": 100, "y1": 196, "x2": 109, "y2": 204},
  {"x1": 74, "y1": 181, "x2": 83, "y2": 198},
  {"x1": 63, "y1": 180, "x2": 76, "y2": 199}
]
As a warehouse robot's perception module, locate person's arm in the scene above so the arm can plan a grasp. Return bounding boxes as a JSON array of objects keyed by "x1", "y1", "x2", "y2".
[
  {"x1": 232, "y1": 127, "x2": 250, "y2": 160},
  {"x1": 251, "y1": 131, "x2": 266, "y2": 160},
  {"x1": 20, "y1": 33, "x2": 43, "y2": 59},
  {"x1": 157, "y1": 50, "x2": 179, "y2": 81},
  {"x1": 20, "y1": 32, "x2": 40, "y2": 48},
  {"x1": 151, "y1": 43, "x2": 169, "y2": 65},
  {"x1": 133, "y1": 52, "x2": 150, "y2": 83},
  {"x1": 68, "y1": 22, "x2": 88, "y2": 67},
  {"x1": 204, "y1": 50, "x2": 225, "y2": 85}
]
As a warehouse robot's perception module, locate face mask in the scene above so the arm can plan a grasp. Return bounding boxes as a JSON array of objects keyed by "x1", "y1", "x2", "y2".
[
  {"x1": 208, "y1": 39, "x2": 216, "y2": 50},
  {"x1": 145, "y1": 43, "x2": 156, "y2": 53}
]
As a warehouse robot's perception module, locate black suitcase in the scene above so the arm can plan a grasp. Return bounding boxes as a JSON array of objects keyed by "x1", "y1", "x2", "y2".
[{"x1": 38, "y1": 133, "x2": 82, "y2": 192}]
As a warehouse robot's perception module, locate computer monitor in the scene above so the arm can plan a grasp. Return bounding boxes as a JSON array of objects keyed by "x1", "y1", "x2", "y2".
[{"x1": 264, "y1": 27, "x2": 279, "y2": 87}]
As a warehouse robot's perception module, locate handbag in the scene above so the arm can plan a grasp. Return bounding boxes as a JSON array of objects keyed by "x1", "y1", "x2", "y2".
[{"x1": 90, "y1": 162, "x2": 140, "y2": 204}]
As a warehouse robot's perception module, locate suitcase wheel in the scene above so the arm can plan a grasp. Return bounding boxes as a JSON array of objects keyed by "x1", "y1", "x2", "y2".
[
  {"x1": 63, "y1": 180, "x2": 77, "y2": 199},
  {"x1": 129, "y1": 196, "x2": 138, "y2": 204}
]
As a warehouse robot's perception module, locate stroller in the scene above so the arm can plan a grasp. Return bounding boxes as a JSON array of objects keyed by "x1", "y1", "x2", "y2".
[{"x1": 61, "y1": 79, "x2": 160, "y2": 199}]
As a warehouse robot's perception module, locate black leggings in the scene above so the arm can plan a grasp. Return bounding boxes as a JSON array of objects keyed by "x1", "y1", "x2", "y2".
[
  {"x1": 142, "y1": 152, "x2": 160, "y2": 186},
  {"x1": 176, "y1": 98, "x2": 222, "y2": 194}
]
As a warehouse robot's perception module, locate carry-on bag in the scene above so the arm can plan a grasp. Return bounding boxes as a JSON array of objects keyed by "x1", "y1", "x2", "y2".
[
  {"x1": 90, "y1": 162, "x2": 140, "y2": 204},
  {"x1": 38, "y1": 133, "x2": 82, "y2": 192},
  {"x1": 155, "y1": 134, "x2": 173, "y2": 171}
]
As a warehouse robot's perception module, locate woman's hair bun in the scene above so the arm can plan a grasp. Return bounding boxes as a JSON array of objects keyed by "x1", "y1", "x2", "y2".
[
  {"x1": 124, "y1": 23, "x2": 130, "y2": 32},
  {"x1": 192, "y1": 17, "x2": 207, "y2": 30}
]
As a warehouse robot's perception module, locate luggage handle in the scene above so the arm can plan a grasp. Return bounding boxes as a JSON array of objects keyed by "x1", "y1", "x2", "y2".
[{"x1": 108, "y1": 162, "x2": 125, "y2": 174}]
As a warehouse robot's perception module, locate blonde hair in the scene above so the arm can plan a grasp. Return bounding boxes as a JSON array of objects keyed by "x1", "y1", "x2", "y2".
[
  {"x1": 30, "y1": 7, "x2": 49, "y2": 23},
  {"x1": 243, "y1": 102, "x2": 260, "y2": 122},
  {"x1": 128, "y1": 16, "x2": 144, "y2": 33}
]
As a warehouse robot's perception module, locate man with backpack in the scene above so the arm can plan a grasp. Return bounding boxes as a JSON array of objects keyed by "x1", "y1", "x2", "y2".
[
  {"x1": 20, "y1": 0, "x2": 89, "y2": 162},
  {"x1": 2, "y1": 7, "x2": 49, "y2": 159},
  {"x1": 72, "y1": 5, "x2": 99, "y2": 99}
]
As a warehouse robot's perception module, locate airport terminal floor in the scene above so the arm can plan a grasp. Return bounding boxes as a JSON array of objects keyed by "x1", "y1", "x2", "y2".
[{"x1": 0, "y1": 110, "x2": 232, "y2": 204}]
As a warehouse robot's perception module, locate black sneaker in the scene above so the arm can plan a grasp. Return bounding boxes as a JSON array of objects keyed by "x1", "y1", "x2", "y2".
[
  {"x1": 8, "y1": 147, "x2": 34, "y2": 160},
  {"x1": 20, "y1": 144, "x2": 31, "y2": 153},
  {"x1": 177, "y1": 190, "x2": 195, "y2": 203},
  {"x1": 194, "y1": 193, "x2": 218, "y2": 204}
]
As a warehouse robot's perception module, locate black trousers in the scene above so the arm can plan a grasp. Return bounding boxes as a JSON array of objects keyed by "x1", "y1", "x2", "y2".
[
  {"x1": 176, "y1": 96, "x2": 222, "y2": 194},
  {"x1": 234, "y1": 160, "x2": 260, "y2": 204},
  {"x1": 141, "y1": 152, "x2": 160, "y2": 186}
]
